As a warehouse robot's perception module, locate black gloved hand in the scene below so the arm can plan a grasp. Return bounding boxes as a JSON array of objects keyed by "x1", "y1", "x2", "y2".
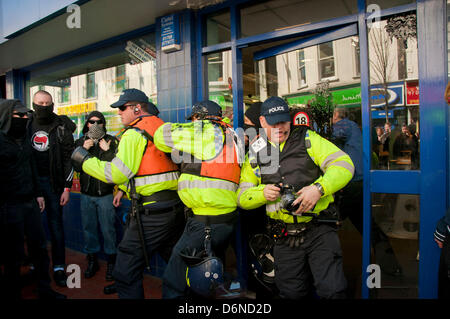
[{"x1": 71, "y1": 146, "x2": 92, "y2": 172}]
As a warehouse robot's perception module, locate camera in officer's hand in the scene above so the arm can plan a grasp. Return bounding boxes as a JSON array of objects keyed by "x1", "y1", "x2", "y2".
[{"x1": 278, "y1": 184, "x2": 300, "y2": 213}]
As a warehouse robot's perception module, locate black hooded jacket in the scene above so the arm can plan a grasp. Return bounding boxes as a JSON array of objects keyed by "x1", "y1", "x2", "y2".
[
  {"x1": 75, "y1": 111, "x2": 118, "y2": 197},
  {"x1": 28, "y1": 109, "x2": 76, "y2": 195},
  {"x1": 0, "y1": 99, "x2": 42, "y2": 204}
]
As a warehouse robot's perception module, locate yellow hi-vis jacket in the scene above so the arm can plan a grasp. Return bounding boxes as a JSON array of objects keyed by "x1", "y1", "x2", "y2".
[
  {"x1": 82, "y1": 116, "x2": 179, "y2": 203},
  {"x1": 237, "y1": 129, "x2": 354, "y2": 224},
  {"x1": 153, "y1": 120, "x2": 243, "y2": 216}
]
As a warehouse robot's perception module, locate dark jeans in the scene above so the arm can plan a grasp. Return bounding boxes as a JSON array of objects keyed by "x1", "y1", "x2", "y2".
[
  {"x1": 0, "y1": 200, "x2": 51, "y2": 299},
  {"x1": 38, "y1": 176, "x2": 65, "y2": 270},
  {"x1": 273, "y1": 224, "x2": 347, "y2": 299},
  {"x1": 162, "y1": 215, "x2": 236, "y2": 299},
  {"x1": 113, "y1": 203, "x2": 185, "y2": 299},
  {"x1": 80, "y1": 193, "x2": 117, "y2": 255}
]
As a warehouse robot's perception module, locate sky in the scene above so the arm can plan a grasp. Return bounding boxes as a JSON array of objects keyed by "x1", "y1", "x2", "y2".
[{"x1": 0, "y1": 0, "x2": 74, "y2": 43}]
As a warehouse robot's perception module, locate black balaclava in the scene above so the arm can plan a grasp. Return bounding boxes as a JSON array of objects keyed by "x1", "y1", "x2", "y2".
[
  {"x1": 33, "y1": 103, "x2": 54, "y2": 124},
  {"x1": 8, "y1": 117, "x2": 28, "y2": 139}
]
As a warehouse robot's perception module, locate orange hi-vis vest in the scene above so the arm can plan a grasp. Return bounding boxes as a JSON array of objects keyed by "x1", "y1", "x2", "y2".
[
  {"x1": 127, "y1": 115, "x2": 179, "y2": 177},
  {"x1": 181, "y1": 120, "x2": 241, "y2": 184}
]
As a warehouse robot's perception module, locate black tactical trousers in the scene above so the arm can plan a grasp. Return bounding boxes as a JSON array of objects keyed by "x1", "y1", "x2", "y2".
[
  {"x1": 113, "y1": 203, "x2": 185, "y2": 299},
  {"x1": 273, "y1": 223, "x2": 347, "y2": 299}
]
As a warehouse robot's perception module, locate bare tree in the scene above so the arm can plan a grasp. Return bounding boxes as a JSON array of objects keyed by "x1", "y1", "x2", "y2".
[{"x1": 369, "y1": 24, "x2": 395, "y2": 123}]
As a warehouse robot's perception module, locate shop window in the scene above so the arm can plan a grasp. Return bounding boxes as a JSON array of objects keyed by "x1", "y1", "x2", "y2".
[
  {"x1": 370, "y1": 193, "x2": 419, "y2": 299},
  {"x1": 85, "y1": 72, "x2": 97, "y2": 99},
  {"x1": 208, "y1": 52, "x2": 224, "y2": 83},
  {"x1": 369, "y1": 15, "x2": 419, "y2": 171},
  {"x1": 352, "y1": 37, "x2": 361, "y2": 77},
  {"x1": 205, "y1": 9, "x2": 231, "y2": 47},
  {"x1": 207, "y1": 50, "x2": 233, "y2": 125},
  {"x1": 318, "y1": 42, "x2": 336, "y2": 80},
  {"x1": 297, "y1": 49, "x2": 307, "y2": 87},
  {"x1": 115, "y1": 65, "x2": 127, "y2": 93},
  {"x1": 239, "y1": 0, "x2": 357, "y2": 39},
  {"x1": 59, "y1": 86, "x2": 70, "y2": 104}
]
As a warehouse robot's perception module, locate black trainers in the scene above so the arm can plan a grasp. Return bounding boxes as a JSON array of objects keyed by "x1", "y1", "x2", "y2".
[
  {"x1": 84, "y1": 254, "x2": 99, "y2": 279},
  {"x1": 53, "y1": 270, "x2": 67, "y2": 287}
]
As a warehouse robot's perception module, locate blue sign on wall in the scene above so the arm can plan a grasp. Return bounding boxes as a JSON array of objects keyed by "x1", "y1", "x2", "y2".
[
  {"x1": 161, "y1": 14, "x2": 181, "y2": 53},
  {"x1": 370, "y1": 82, "x2": 404, "y2": 109}
]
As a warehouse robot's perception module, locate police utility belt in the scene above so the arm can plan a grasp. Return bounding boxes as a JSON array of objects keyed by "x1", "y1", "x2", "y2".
[
  {"x1": 268, "y1": 209, "x2": 340, "y2": 246},
  {"x1": 136, "y1": 190, "x2": 180, "y2": 215}
]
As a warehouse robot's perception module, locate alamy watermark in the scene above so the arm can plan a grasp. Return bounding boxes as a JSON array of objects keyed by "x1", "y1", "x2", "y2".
[{"x1": 66, "y1": 4, "x2": 81, "y2": 29}]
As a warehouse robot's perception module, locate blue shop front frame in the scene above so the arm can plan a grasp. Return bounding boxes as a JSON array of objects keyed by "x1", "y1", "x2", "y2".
[{"x1": 195, "y1": 0, "x2": 448, "y2": 299}]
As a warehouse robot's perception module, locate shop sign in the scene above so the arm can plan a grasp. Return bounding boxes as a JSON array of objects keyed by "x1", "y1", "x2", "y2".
[
  {"x1": 406, "y1": 81, "x2": 419, "y2": 105},
  {"x1": 286, "y1": 86, "x2": 361, "y2": 107},
  {"x1": 370, "y1": 82, "x2": 404, "y2": 108},
  {"x1": 161, "y1": 14, "x2": 181, "y2": 53},
  {"x1": 125, "y1": 41, "x2": 153, "y2": 63},
  {"x1": 57, "y1": 102, "x2": 96, "y2": 116},
  {"x1": 293, "y1": 111, "x2": 310, "y2": 127}
]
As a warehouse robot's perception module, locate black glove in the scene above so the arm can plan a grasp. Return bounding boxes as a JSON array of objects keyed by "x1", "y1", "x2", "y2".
[{"x1": 71, "y1": 146, "x2": 92, "y2": 172}]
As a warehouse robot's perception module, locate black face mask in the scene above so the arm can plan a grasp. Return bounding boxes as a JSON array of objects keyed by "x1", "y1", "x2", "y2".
[
  {"x1": 33, "y1": 103, "x2": 54, "y2": 122},
  {"x1": 8, "y1": 117, "x2": 28, "y2": 139}
]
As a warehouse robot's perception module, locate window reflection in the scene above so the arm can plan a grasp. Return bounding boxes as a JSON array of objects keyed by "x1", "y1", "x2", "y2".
[
  {"x1": 207, "y1": 50, "x2": 233, "y2": 125},
  {"x1": 371, "y1": 193, "x2": 420, "y2": 298},
  {"x1": 369, "y1": 14, "x2": 420, "y2": 170}
]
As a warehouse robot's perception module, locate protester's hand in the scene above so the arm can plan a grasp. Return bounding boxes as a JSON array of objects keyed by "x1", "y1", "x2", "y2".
[
  {"x1": 292, "y1": 185, "x2": 322, "y2": 215},
  {"x1": 99, "y1": 139, "x2": 111, "y2": 151},
  {"x1": 113, "y1": 190, "x2": 124, "y2": 207},
  {"x1": 83, "y1": 139, "x2": 94, "y2": 150},
  {"x1": 435, "y1": 238, "x2": 443, "y2": 249},
  {"x1": 263, "y1": 184, "x2": 281, "y2": 202},
  {"x1": 36, "y1": 197, "x2": 45, "y2": 212},
  {"x1": 60, "y1": 191, "x2": 70, "y2": 206}
]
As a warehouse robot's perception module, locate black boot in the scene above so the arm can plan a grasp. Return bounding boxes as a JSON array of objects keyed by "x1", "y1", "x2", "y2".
[
  {"x1": 105, "y1": 254, "x2": 116, "y2": 281},
  {"x1": 84, "y1": 254, "x2": 99, "y2": 279},
  {"x1": 103, "y1": 283, "x2": 117, "y2": 295}
]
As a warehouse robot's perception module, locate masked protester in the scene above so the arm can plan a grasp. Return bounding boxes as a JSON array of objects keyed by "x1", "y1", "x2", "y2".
[
  {"x1": 28, "y1": 90, "x2": 76, "y2": 287},
  {"x1": 74, "y1": 111, "x2": 119, "y2": 281},
  {"x1": 0, "y1": 99, "x2": 66, "y2": 299}
]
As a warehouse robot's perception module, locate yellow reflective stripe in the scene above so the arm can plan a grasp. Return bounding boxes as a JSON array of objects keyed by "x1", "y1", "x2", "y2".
[
  {"x1": 104, "y1": 162, "x2": 113, "y2": 183},
  {"x1": 178, "y1": 179, "x2": 238, "y2": 192},
  {"x1": 163, "y1": 123, "x2": 175, "y2": 148},
  {"x1": 320, "y1": 150, "x2": 347, "y2": 171},
  {"x1": 237, "y1": 182, "x2": 256, "y2": 204},
  {"x1": 266, "y1": 201, "x2": 281, "y2": 213},
  {"x1": 112, "y1": 157, "x2": 134, "y2": 179},
  {"x1": 134, "y1": 171, "x2": 180, "y2": 187},
  {"x1": 330, "y1": 160, "x2": 355, "y2": 175}
]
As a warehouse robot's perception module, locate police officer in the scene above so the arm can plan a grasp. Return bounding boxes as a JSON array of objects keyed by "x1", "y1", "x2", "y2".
[
  {"x1": 237, "y1": 96, "x2": 354, "y2": 299},
  {"x1": 153, "y1": 100, "x2": 243, "y2": 298},
  {"x1": 71, "y1": 89, "x2": 185, "y2": 299}
]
